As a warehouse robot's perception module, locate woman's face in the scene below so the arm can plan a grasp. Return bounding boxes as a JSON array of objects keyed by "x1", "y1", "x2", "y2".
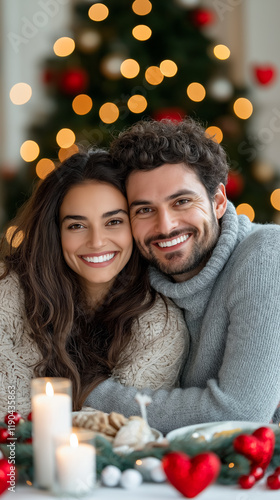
[{"x1": 60, "y1": 181, "x2": 133, "y2": 296}]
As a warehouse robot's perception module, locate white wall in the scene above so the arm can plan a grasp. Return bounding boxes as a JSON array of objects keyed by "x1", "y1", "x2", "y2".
[
  {"x1": 243, "y1": 0, "x2": 280, "y2": 170},
  {"x1": 203, "y1": 0, "x2": 280, "y2": 171},
  {"x1": 0, "y1": 0, "x2": 72, "y2": 226},
  {"x1": 0, "y1": 0, "x2": 71, "y2": 170}
]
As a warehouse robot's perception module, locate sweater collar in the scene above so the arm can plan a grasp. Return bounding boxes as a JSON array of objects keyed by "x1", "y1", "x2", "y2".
[{"x1": 149, "y1": 201, "x2": 252, "y2": 304}]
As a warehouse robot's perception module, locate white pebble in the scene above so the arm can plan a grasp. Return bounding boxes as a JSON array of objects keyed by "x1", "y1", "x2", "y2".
[
  {"x1": 101, "y1": 465, "x2": 122, "y2": 487},
  {"x1": 120, "y1": 469, "x2": 143, "y2": 489},
  {"x1": 135, "y1": 457, "x2": 166, "y2": 482},
  {"x1": 139, "y1": 457, "x2": 161, "y2": 471},
  {"x1": 150, "y1": 463, "x2": 166, "y2": 483}
]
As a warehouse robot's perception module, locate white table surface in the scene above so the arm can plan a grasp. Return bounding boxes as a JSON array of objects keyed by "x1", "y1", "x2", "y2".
[{"x1": 3, "y1": 478, "x2": 280, "y2": 499}]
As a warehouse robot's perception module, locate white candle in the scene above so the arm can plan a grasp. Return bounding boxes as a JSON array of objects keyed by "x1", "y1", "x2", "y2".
[
  {"x1": 55, "y1": 433, "x2": 95, "y2": 496},
  {"x1": 32, "y1": 380, "x2": 72, "y2": 489}
]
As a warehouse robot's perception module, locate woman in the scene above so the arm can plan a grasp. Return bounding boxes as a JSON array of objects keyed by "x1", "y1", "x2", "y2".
[{"x1": 0, "y1": 149, "x2": 188, "y2": 420}]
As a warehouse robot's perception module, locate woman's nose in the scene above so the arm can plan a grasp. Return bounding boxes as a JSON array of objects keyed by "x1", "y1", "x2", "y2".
[{"x1": 86, "y1": 228, "x2": 106, "y2": 249}]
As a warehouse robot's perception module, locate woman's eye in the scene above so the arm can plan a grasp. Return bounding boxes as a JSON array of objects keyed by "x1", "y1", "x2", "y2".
[
  {"x1": 68, "y1": 223, "x2": 85, "y2": 230},
  {"x1": 107, "y1": 219, "x2": 122, "y2": 226}
]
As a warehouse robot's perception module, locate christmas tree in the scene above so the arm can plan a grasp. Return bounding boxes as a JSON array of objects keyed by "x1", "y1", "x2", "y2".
[{"x1": 3, "y1": 0, "x2": 280, "y2": 226}]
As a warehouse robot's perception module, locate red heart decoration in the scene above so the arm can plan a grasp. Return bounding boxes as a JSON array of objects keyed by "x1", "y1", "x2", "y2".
[
  {"x1": 253, "y1": 66, "x2": 276, "y2": 85},
  {"x1": 162, "y1": 451, "x2": 221, "y2": 498},
  {"x1": 233, "y1": 426, "x2": 275, "y2": 469}
]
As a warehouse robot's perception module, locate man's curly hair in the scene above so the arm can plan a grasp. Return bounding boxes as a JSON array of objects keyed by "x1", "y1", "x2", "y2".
[{"x1": 110, "y1": 118, "x2": 229, "y2": 198}]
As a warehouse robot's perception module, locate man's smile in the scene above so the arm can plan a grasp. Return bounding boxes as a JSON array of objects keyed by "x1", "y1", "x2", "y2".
[{"x1": 152, "y1": 233, "x2": 191, "y2": 251}]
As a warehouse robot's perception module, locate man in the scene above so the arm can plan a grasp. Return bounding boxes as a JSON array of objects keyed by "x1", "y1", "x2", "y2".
[{"x1": 85, "y1": 118, "x2": 280, "y2": 434}]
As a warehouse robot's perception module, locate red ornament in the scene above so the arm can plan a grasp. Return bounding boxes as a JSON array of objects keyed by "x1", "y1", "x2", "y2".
[
  {"x1": 153, "y1": 108, "x2": 185, "y2": 122},
  {"x1": 267, "y1": 473, "x2": 280, "y2": 490},
  {"x1": 58, "y1": 68, "x2": 89, "y2": 95},
  {"x1": 190, "y1": 9, "x2": 214, "y2": 27},
  {"x1": 25, "y1": 437, "x2": 32, "y2": 444},
  {"x1": 233, "y1": 427, "x2": 275, "y2": 469},
  {"x1": 0, "y1": 429, "x2": 9, "y2": 444},
  {"x1": 238, "y1": 474, "x2": 256, "y2": 489},
  {"x1": 250, "y1": 465, "x2": 264, "y2": 480},
  {"x1": 162, "y1": 451, "x2": 221, "y2": 498},
  {"x1": 253, "y1": 65, "x2": 276, "y2": 85},
  {"x1": 0, "y1": 164, "x2": 17, "y2": 180},
  {"x1": 27, "y1": 412, "x2": 32, "y2": 422},
  {"x1": 42, "y1": 68, "x2": 56, "y2": 85},
  {"x1": 0, "y1": 459, "x2": 12, "y2": 495},
  {"x1": 4, "y1": 412, "x2": 22, "y2": 427},
  {"x1": 225, "y1": 171, "x2": 244, "y2": 199}
]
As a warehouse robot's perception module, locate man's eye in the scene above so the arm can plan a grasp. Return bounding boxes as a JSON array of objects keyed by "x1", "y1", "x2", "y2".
[
  {"x1": 107, "y1": 219, "x2": 122, "y2": 226},
  {"x1": 175, "y1": 199, "x2": 189, "y2": 206},
  {"x1": 136, "y1": 207, "x2": 152, "y2": 214}
]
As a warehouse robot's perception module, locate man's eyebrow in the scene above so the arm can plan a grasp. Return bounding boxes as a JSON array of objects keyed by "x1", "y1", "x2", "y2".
[
  {"x1": 129, "y1": 200, "x2": 151, "y2": 209},
  {"x1": 129, "y1": 190, "x2": 197, "y2": 209},
  {"x1": 167, "y1": 189, "x2": 197, "y2": 201}
]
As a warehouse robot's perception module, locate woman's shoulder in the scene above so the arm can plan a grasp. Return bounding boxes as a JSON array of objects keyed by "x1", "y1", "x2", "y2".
[
  {"x1": 137, "y1": 293, "x2": 186, "y2": 331},
  {"x1": 0, "y1": 265, "x2": 23, "y2": 301},
  {"x1": 0, "y1": 265, "x2": 26, "y2": 326},
  {"x1": 0, "y1": 266, "x2": 36, "y2": 352}
]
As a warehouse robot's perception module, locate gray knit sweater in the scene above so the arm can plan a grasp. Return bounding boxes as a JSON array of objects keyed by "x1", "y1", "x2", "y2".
[{"x1": 85, "y1": 202, "x2": 280, "y2": 434}]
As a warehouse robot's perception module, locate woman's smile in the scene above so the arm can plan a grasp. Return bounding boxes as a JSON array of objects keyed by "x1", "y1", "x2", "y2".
[{"x1": 80, "y1": 252, "x2": 118, "y2": 265}]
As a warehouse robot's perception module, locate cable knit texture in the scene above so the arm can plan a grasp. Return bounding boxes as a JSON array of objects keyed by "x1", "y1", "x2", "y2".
[
  {"x1": 112, "y1": 297, "x2": 188, "y2": 390},
  {"x1": 85, "y1": 202, "x2": 280, "y2": 434},
  {"x1": 0, "y1": 268, "x2": 188, "y2": 421},
  {"x1": 0, "y1": 269, "x2": 41, "y2": 421}
]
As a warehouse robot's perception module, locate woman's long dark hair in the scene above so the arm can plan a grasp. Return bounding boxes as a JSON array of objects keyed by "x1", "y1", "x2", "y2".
[{"x1": 0, "y1": 149, "x2": 156, "y2": 409}]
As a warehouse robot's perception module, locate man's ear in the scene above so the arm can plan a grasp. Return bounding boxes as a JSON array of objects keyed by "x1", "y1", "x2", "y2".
[{"x1": 214, "y1": 183, "x2": 227, "y2": 220}]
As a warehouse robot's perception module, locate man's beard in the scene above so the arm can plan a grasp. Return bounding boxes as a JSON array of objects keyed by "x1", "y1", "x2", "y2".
[{"x1": 136, "y1": 218, "x2": 220, "y2": 278}]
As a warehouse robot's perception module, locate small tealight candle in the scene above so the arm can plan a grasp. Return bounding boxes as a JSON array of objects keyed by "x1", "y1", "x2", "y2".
[
  {"x1": 31, "y1": 378, "x2": 72, "y2": 489},
  {"x1": 54, "y1": 429, "x2": 96, "y2": 497}
]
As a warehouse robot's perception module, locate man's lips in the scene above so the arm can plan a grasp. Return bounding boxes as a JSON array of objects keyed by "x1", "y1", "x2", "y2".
[{"x1": 152, "y1": 233, "x2": 191, "y2": 251}]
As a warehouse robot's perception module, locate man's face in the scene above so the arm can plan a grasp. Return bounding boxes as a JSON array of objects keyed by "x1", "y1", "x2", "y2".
[{"x1": 126, "y1": 163, "x2": 227, "y2": 281}]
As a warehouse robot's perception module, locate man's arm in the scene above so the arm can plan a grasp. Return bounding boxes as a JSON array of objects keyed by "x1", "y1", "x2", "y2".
[{"x1": 85, "y1": 227, "x2": 280, "y2": 434}]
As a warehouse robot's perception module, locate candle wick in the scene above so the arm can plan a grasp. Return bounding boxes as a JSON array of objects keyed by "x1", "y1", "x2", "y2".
[{"x1": 135, "y1": 393, "x2": 152, "y2": 424}]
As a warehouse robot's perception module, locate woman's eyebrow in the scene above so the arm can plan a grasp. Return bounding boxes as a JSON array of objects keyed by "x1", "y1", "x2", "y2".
[
  {"x1": 61, "y1": 209, "x2": 128, "y2": 224},
  {"x1": 102, "y1": 209, "x2": 128, "y2": 218},
  {"x1": 61, "y1": 215, "x2": 88, "y2": 223}
]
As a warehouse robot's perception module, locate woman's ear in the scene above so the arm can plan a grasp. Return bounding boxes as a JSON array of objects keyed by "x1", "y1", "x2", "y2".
[{"x1": 214, "y1": 183, "x2": 228, "y2": 220}]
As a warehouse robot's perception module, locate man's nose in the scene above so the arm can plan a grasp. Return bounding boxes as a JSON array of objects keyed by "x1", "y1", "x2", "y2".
[{"x1": 154, "y1": 210, "x2": 178, "y2": 235}]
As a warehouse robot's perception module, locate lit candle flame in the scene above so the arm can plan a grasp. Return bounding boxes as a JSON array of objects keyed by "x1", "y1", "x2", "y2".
[
  {"x1": 70, "y1": 433, "x2": 79, "y2": 448},
  {"x1": 46, "y1": 382, "x2": 54, "y2": 397}
]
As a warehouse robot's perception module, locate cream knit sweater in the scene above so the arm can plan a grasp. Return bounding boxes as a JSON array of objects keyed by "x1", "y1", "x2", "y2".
[{"x1": 0, "y1": 269, "x2": 188, "y2": 421}]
